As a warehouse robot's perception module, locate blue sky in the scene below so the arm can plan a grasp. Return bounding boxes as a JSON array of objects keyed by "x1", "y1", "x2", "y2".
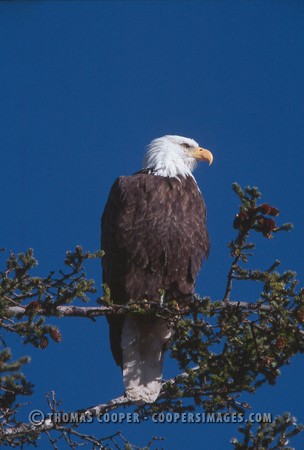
[{"x1": 0, "y1": 1, "x2": 304, "y2": 448}]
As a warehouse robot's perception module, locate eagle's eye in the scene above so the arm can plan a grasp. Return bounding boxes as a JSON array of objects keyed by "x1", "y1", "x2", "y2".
[{"x1": 181, "y1": 143, "x2": 191, "y2": 149}]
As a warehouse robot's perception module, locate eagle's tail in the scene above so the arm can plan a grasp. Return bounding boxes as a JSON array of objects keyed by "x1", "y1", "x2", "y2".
[{"x1": 121, "y1": 315, "x2": 173, "y2": 404}]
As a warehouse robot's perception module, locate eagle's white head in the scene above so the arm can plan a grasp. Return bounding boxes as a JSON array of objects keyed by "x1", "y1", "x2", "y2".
[{"x1": 143, "y1": 135, "x2": 213, "y2": 178}]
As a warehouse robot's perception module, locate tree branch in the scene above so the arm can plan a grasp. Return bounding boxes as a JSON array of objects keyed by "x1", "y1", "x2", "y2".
[
  {"x1": 3, "y1": 300, "x2": 271, "y2": 320},
  {"x1": 0, "y1": 394, "x2": 130, "y2": 443}
]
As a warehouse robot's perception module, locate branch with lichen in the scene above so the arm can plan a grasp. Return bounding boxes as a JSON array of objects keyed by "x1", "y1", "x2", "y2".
[
  {"x1": 0, "y1": 390, "x2": 164, "y2": 449},
  {"x1": 0, "y1": 246, "x2": 103, "y2": 349},
  {"x1": 0, "y1": 393, "x2": 129, "y2": 444},
  {"x1": 223, "y1": 183, "x2": 292, "y2": 302},
  {"x1": 231, "y1": 412, "x2": 304, "y2": 450}
]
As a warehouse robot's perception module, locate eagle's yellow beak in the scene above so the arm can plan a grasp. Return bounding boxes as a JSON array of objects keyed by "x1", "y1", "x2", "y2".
[{"x1": 191, "y1": 147, "x2": 213, "y2": 165}]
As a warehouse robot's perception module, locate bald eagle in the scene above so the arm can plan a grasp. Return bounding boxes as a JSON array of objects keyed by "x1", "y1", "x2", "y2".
[{"x1": 101, "y1": 135, "x2": 212, "y2": 404}]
